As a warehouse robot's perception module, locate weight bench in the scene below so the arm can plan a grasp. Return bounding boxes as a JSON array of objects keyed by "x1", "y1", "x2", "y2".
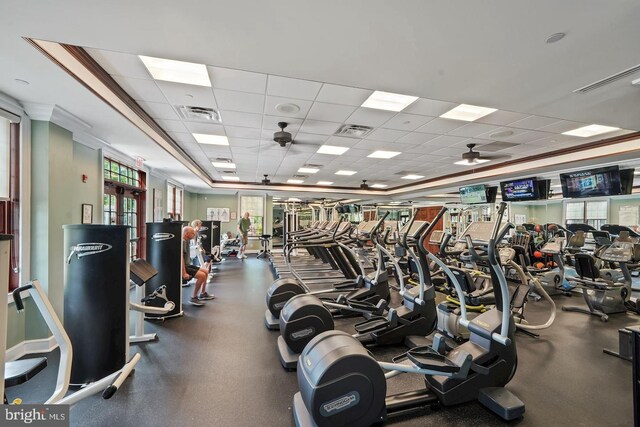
[{"x1": 4, "y1": 357, "x2": 47, "y2": 404}]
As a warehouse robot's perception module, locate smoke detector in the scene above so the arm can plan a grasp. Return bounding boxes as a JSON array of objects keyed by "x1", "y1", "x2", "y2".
[{"x1": 275, "y1": 103, "x2": 300, "y2": 114}]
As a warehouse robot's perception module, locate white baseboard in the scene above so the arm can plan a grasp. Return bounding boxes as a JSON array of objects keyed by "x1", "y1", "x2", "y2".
[{"x1": 5, "y1": 336, "x2": 58, "y2": 361}]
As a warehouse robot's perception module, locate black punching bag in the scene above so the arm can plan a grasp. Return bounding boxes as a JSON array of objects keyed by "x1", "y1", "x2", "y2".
[
  {"x1": 145, "y1": 222, "x2": 183, "y2": 318},
  {"x1": 63, "y1": 224, "x2": 128, "y2": 385}
]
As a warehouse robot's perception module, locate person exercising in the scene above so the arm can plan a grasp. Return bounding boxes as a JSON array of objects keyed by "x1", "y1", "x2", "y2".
[
  {"x1": 182, "y1": 226, "x2": 214, "y2": 306},
  {"x1": 237, "y1": 212, "x2": 251, "y2": 260}
]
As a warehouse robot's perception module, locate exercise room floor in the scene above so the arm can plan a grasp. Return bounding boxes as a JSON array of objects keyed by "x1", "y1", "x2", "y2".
[{"x1": 7, "y1": 258, "x2": 636, "y2": 426}]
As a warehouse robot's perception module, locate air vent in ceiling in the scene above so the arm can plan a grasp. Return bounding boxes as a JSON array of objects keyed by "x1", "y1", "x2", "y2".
[
  {"x1": 176, "y1": 105, "x2": 222, "y2": 122},
  {"x1": 293, "y1": 174, "x2": 308, "y2": 179},
  {"x1": 574, "y1": 63, "x2": 640, "y2": 93},
  {"x1": 215, "y1": 157, "x2": 233, "y2": 163},
  {"x1": 222, "y1": 170, "x2": 236, "y2": 175},
  {"x1": 304, "y1": 163, "x2": 323, "y2": 168},
  {"x1": 334, "y1": 124, "x2": 374, "y2": 138}
]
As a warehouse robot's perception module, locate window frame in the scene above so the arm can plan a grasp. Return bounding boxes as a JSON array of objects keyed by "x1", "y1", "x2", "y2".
[
  {"x1": 0, "y1": 116, "x2": 20, "y2": 290},
  {"x1": 563, "y1": 198, "x2": 609, "y2": 230}
]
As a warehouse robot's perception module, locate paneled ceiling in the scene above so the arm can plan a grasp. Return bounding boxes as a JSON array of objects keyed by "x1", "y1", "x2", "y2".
[{"x1": 1, "y1": 1, "x2": 640, "y2": 196}]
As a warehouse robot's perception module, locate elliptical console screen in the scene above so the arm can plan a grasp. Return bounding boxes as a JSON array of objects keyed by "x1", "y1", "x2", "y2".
[
  {"x1": 500, "y1": 178, "x2": 539, "y2": 201},
  {"x1": 459, "y1": 184, "x2": 487, "y2": 204},
  {"x1": 560, "y1": 166, "x2": 621, "y2": 198}
]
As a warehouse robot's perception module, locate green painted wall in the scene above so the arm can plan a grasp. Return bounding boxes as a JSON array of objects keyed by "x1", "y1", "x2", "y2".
[
  {"x1": 609, "y1": 196, "x2": 640, "y2": 225},
  {"x1": 145, "y1": 173, "x2": 165, "y2": 222},
  {"x1": 193, "y1": 193, "x2": 238, "y2": 236},
  {"x1": 183, "y1": 190, "x2": 197, "y2": 221}
]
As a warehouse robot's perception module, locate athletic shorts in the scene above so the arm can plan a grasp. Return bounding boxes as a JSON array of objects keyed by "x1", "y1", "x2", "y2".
[
  {"x1": 241, "y1": 234, "x2": 248, "y2": 245},
  {"x1": 185, "y1": 264, "x2": 199, "y2": 279}
]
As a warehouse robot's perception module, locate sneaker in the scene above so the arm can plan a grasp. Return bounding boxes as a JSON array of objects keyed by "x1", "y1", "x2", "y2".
[
  {"x1": 188, "y1": 297, "x2": 204, "y2": 306},
  {"x1": 182, "y1": 281, "x2": 191, "y2": 287},
  {"x1": 240, "y1": 254, "x2": 247, "y2": 259},
  {"x1": 199, "y1": 292, "x2": 215, "y2": 300}
]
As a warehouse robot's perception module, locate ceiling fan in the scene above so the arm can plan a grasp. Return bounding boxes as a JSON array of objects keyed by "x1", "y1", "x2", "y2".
[
  {"x1": 261, "y1": 175, "x2": 271, "y2": 185},
  {"x1": 455, "y1": 143, "x2": 510, "y2": 166},
  {"x1": 274, "y1": 122, "x2": 294, "y2": 147},
  {"x1": 360, "y1": 180, "x2": 369, "y2": 190}
]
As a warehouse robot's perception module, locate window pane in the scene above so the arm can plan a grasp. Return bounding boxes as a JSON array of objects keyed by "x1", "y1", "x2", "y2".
[
  {"x1": 586, "y1": 201, "x2": 608, "y2": 219},
  {"x1": 566, "y1": 202, "x2": 584, "y2": 221}
]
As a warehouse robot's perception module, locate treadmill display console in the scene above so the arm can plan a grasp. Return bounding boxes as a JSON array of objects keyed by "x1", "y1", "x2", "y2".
[
  {"x1": 599, "y1": 242, "x2": 634, "y2": 262},
  {"x1": 429, "y1": 230, "x2": 444, "y2": 244}
]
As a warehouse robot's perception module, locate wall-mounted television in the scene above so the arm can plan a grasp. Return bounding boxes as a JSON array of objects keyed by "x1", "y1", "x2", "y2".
[
  {"x1": 619, "y1": 169, "x2": 634, "y2": 195},
  {"x1": 537, "y1": 179, "x2": 551, "y2": 200},
  {"x1": 560, "y1": 166, "x2": 621, "y2": 198},
  {"x1": 500, "y1": 177, "x2": 539, "y2": 201},
  {"x1": 459, "y1": 184, "x2": 488, "y2": 204}
]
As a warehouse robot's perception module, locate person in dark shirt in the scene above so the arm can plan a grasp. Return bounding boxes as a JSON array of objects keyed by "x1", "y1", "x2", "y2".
[{"x1": 237, "y1": 212, "x2": 251, "y2": 260}]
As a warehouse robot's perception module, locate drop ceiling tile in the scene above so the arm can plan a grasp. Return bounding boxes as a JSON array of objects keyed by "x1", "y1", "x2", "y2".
[
  {"x1": 155, "y1": 81, "x2": 216, "y2": 108},
  {"x1": 219, "y1": 111, "x2": 262, "y2": 128},
  {"x1": 157, "y1": 119, "x2": 188, "y2": 133},
  {"x1": 340, "y1": 148, "x2": 373, "y2": 158},
  {"x1": 508, "y1": 115, "x2": 563, "y2": 131},
  {"x1": 353, "y1": 139, "x2": 400, "y2": 151},
  {"x1": 315, "y1": 84, "x2": 373, "y2": 106},
  {"x1": 430, "y1": 146, "x2": 469, "y2": 156},
  {"x1": 262, "y1": 117, "x2": 303, "y2": 132},
  {"x1": 112, "y1": 76, "x2": 166, "y2": 103},
  {"x1": 168, "y1": 131, "x2": 196, "y2": 144},
  {"x1": 415, "y1": 118, "x2": 464, "y2": 135},
  {"x1": 402, "y1": 98, "x2": 457, "y2": 117},
  {"x1": 87, "y1": 48, "x2": 151, "y2": 79},
  {"x1": 323, "y1": 135, "x2": 362, "y2": 147},
  {"x1": 347, "y1": 108, "x2": 396, "y2": 127},
  {"x1": 224, "y1": 126, "x2": 263, "y2": 139},
  {"x1": 306, "y1": 102, "x2": 357, "y2": 122},
  {"x1": 448, "y1": 123, "x2": 501, "y2": 138},
  {"x1": 505, "y1": 130, "x2": 554, "y2": 144},
  {"x1": 502, "y1": 144, "x2": 539, "y2": 154},
  {"x1": 293, "y1": 133, "x2": 330, "y2": 145},
  {"x1": 381, "y1": 113, "x2": 434, "y2": 131},
  {"x1": 137, "y1": 101, "x2": 179, "y2": 120},
  {"x1": 299, "y1": 120, "x2": 341, "y2": 135},
  {"x1": 228, "y1": 138, "x2": 261, "y2": 149},
  {"x1": 425, "y1": 135, "x2": 469, "y2": 148},
  {"x1": 476, "y1": 126, "x2": 529, "y2": 141},
  {"x1": 264, "y1": 96, "x2": 313, "y2": 118},
  {"x1": 184, "y1": 122, "x2": 225, "y2": 135},
  {"x1": 200, "y1": 146, "x2": 232, "y2": 156},
  {"x1": 537, "y1": 120, "x2": 586, "y2": 134},
  {"x1": 267, "y1": 75, "x2": 322, "y2": 100},
  {"x1": 365, "y1": 128, "x2": 408, "y2": 142},
  {"x1": 230, "y1": 146, "x2": 259, "y2": 155},
  {"x1": 476, "y1": 110, "x2": 530, "y2": 126},
  {"x1": 207, "y1": 66, "x2": 267, "y2": 94},
  {"x1": 213, "y1": 89, "x2": 265, "y2": 114},
  {"x1": 396, "y1": 132, "x2": 439, "y2": 145}
]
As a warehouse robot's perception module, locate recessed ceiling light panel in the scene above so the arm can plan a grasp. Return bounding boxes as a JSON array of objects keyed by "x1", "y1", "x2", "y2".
[
  {"x1": 193, "y1": 133, "x2": 229, "y2": 145},
  {"x1": 317, "y1": 145, "x2": 349, "y2": 155},
  {"x1": 139, "y1": 55, "x2": 211, "y2": 87},
  {"x1": 335, "y1": 170, "x2": 357, "y2": 176},
  {"x1": 371, "y1": 183, "x2": 388, "y2": 188},
  {"x1": 298, "y1": 167, "x2": 319, "y2": 174},
  {"x1": 401, "y1": 174, "x2": 424, "y2": 180},
  {"x1": 211, "y1": 162, "x2": 236, "y2": 169},
  {"x1": 440, "y1": 104, "x2": 497, "y2": 122},
  {"x1": 221, "y1": 176, "x2": 240, "y2": 181},
  {"x1": 361, "y1": 91, "x2": 418, "y2": 112},
  {"x1": 317, "y1": 181, "x2": 333, "y2": 185},
  {"x1": 368, "y1": 150, "x2": 401, "y2": 159},
  {"x1": 454, "y1": 158, "x2": 490, "y2": 166},
  {"x1": 287, "y1": 179, "x2": 304, "y2": 184},
  {"x1": 562, "y1": 124, "x2": 620, "y2": 137}
]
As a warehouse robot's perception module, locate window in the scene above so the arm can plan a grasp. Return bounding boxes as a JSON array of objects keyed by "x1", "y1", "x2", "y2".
[
  {"x1": 240, "y1": 196, "x2": 264, "y2": 236},
  {"x1": 0, "y1": 113, "x2": 20, "y2": 290},
  {"x1": 103, "y1": 158, "x2": 146, "y2": 260},
  {"x1": 565, "y1": 200, "x2": 608, "y2": 230},
  {"x1": 167, "y1": 183, "x2": 183, "y2": 221}
]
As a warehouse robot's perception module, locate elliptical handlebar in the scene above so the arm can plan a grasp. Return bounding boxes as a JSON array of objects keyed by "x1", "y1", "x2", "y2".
[
  {"x1": 371, "y1": 212, "x2": 390, "y2": 246},
  {"x1": 417, "y1": 206, "x2": 447, "y2": 255},
  {"x1": 402, "y1": 210, "x2": 417, "y2": 249}
]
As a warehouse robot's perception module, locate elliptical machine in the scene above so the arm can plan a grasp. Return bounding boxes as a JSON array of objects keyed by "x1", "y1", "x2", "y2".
[{"x1": 293, "y1": 202, "x2": 525, "y2": 425}]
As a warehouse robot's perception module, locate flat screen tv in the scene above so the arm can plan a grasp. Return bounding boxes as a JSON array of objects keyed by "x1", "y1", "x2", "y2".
[
  {"x1": 537, "y1": 179, "x2": 551, "y2": 200},
  {"x1": 500, "y1": 178, "x2": 539, "y2": 201},
  {"x1": 619, "y1": 169, "x2": 634, "y2": 195},
  {"x1": 459, "y1": 184, "x2": 487, "y2": 204},
  {"x1": 560, "y1": 166, "x2": 621, "y2": 198}
]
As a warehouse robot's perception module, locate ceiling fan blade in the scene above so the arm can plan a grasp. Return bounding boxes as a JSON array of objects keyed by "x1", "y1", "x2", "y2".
[{"x1": 480, "y1": 154, "x2": 512, "y2": 160}]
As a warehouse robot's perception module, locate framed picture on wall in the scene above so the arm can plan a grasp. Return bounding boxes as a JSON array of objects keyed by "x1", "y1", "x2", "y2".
[
  {"x1": 207, "y1": 207, "x2": 230, "y2": 222},
  {"x1": 81, "y1": 204, "x2": 93, "y2": 224}
]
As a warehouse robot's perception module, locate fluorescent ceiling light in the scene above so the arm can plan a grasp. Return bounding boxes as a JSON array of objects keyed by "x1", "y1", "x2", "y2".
[
  {"x1": 221, "y1": 176, "x2": 240, "y2": 181},
  {"x1": 211, "y1": 162, "x2": 236, "y2": 169},
  {"x1": 562, "y1": 124, "x2": 620, "y2": 137},
  {"x1": 139, "y1": 55, "x2": 211, "y2": 87},
  {"x1": 551, "y1": 184, "x2": 562, "y2": 188},
  {"x1": 288, "y1": 197, "x2": 302, "y2": 202},
  {"x1": 193, "y1": 134, "x2": 229, "y2": 146},
  {"x1": 401, "y1": 174, "x2": 424, "y2": 180},
  {"x1": 440, "y1": 104, "x2": 497, "y2": 122},
  {"x1": 317, "y1": 181, "x2": 333, "y2": 185},
  {"x1": 273, "y1": 197, "x2": 281, "y2": 200},
  {"x1": 317, "y1": 145, "x2": 349, "y2": 155},
  {"x1": 361, "y1": 91, "x2": 418, "y2": 112},
  {"x1": 287, "y1": 179, "x2": 304, "y2": 184},
  {"x1": 389, "y1": 201, "x2": 402, "y2": 205},
  {"x1": 335, "y1": 170, "x2": 357, "y2": 176},
  {"x1": 368, "y1": 151, "x2": 401, "y2": 159},
  {"x1": 454, "y1": 158, "x2": 490, "y2": 166},
  {"x1": 371, "y1": 183, "x2": 388, "y2": 188},
  {"x1": 298, "y1": 167, "x2": 319, "y2": 174},
  {"x1": 634, "y1": 171, "x2": 640, "y2": 175}
]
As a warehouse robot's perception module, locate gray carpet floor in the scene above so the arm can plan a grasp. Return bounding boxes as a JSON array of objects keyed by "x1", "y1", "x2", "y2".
[{"x1": 5, "y1": 257, "x2": 637, "y2": 426}]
